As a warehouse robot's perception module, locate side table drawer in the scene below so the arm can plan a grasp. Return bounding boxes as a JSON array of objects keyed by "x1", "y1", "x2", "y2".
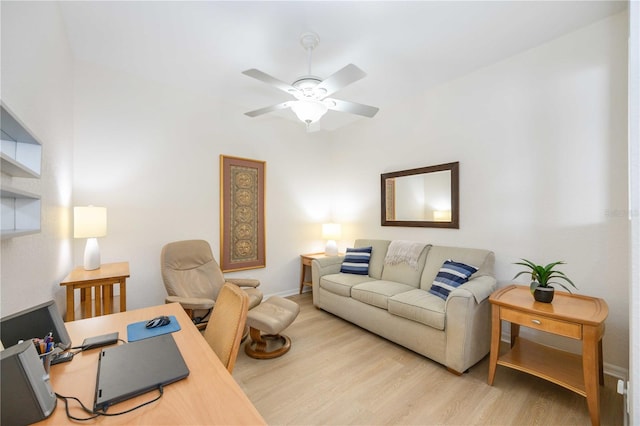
[{"x1": 501, "y1": 307, "x2": 582, "y2": 339}]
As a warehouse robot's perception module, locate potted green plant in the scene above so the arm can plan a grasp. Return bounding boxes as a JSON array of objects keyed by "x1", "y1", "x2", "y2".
[{"x1": 513, "y1": 259, "x2": 577, "y2": 303}]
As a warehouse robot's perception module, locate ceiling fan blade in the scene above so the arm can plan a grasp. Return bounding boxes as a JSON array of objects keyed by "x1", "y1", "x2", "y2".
[
  {"x1": 326, "y1": 98, "x2": 379, "y2": 118},
  {"x1": 315, "y1": 64, "x2": 367, "y2": 98},
  {"x1": 244, "y1": 102, "x2": 292, "y2": 118},
  {"x1": 242, "y1": 69, "x2": 300, "y2": 96}
]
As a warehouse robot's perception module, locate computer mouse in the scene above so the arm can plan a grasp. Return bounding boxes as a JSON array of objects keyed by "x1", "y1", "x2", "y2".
[{"x1": 145, "y1": 315, "x2": 171, "y2": 329}]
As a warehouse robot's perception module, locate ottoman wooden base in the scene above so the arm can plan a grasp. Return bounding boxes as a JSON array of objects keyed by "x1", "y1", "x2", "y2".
[{"x1": 245, "y1": 328, "x2": 292, "y2": 359}]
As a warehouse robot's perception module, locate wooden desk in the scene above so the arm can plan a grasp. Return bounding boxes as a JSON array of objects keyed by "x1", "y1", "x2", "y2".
[
  {"x1": 39, "y1": 303, "x2": 266, "y2": 425},
  {"x1": 488, "y1": 285, "x2": 608, "y2": 426},
  {"x1": 60, "y1": 262, "x2": 130, "y2": 321},
  {"x1": 299, "y1": 253, "x2": 331, "y2": 293}
]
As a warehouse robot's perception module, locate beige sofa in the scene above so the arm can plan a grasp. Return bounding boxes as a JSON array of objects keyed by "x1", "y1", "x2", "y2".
[{"x1": 311, "y1": 239, "x2": 496, "y2": 374}]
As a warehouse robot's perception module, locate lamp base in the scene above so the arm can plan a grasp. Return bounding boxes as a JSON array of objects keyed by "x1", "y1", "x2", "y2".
[
  {"x1": 83, "y1": 238, "x2": 101, "y2": 270},
  {"x1": 325, "y1": 240, "x2": 338, "y2": 256}
]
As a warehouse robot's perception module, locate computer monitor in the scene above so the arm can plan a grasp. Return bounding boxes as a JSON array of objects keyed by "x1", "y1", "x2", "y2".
[{"x1": 0, "y1": 300, "x2": 72, "y2": 350}]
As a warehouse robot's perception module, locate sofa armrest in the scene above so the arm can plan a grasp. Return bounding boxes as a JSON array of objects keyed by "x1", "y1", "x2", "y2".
[
  {"x1": 443, "y1": 275, "x2": 496, "y2": 373},
  {"x1": 443, "y1": 287, "x2": 493, "y2": 374},
  {"x1": 448, "y1": 275, "x2": 497, "y2": 304},
  {"x1": 225, "y1": 278, "x2": 260, "y2": 288},
  {"x1": 311, "y1": 255, "x2": 344, "y2": 295},
  {"x1": 311, "y1": 256, "x2": 344, "y2": 282}
]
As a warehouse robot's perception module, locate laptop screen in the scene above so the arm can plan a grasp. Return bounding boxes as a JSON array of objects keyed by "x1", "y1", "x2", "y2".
[{"x1": 94, "y1": 334, "x2": 189, "y2": 412}]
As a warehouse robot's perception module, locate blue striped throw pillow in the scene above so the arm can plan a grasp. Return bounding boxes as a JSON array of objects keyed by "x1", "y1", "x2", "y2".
[
  {"x1": 340, "y1": 246, "x2": 372, "y2": 275},
  {"x1": 428, "y1": 259, "x2": 478, "y2": 300}
]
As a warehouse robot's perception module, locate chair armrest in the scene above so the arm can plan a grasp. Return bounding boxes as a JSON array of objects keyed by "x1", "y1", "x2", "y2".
[
  {"x1": 165, "y1": 296, "x2": 215, "y2": 310},
  {"x1": 225, "y1": 278, "x2": 260, "y2": 288}
]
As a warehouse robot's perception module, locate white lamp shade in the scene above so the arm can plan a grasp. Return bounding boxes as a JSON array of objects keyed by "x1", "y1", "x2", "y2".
[
  {"x1": 291, "y1": 100, "x2": 328, "y2": 124},
  {"x1": 74, "y1": 206, "x2": 107, "y2": 238},
  {"x1": 322, "y1": 223, "x2": 342, "y2": 240}
]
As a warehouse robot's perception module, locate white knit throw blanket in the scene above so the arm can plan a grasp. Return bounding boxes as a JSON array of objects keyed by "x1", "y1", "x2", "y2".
[{"x1": 384, "y1": 240, "x2": 427, "y2": 270}]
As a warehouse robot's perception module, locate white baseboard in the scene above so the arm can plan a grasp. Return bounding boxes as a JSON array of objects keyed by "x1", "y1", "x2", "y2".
[
  {"x1": 263, "y1": 288, "x2": 306, "y2": 299},
  {"x1": 604, "y1": 362, "x2": 629, "y2": 381}
]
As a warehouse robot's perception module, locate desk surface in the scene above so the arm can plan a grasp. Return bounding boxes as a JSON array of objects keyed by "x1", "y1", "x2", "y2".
[{"x1": 40, "y1": 303, "x2": 266, "y2": 425}]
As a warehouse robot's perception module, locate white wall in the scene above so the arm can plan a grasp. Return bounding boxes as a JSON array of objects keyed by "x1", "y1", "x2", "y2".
[
  {"x1": 72, "y1": 60, "x2": 335, "y2": 309},
  {"x1": 331, "y1": 12, "x2": 629, "y2": 372},
  {"x1": 0, "y1": 2, "x2": 74, "y2": 317},
  {"x1": 628, "y1": 0, "x2": 639, "y2": 422}
]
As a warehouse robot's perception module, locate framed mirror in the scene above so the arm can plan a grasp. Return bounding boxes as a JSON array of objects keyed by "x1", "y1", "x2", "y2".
[{"x1": 381, "y1": 161, "x2": 459, "y2": 228}]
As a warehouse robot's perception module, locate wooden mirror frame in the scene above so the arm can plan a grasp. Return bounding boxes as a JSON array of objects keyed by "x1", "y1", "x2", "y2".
[{"x1": 381, "y1": 161, "x2": 459, "y2": 228}]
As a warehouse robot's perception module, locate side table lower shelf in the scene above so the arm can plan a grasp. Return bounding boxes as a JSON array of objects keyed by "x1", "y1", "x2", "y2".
[{"x1": 498, "y1": 337, "x2": 585, "y2": 396}]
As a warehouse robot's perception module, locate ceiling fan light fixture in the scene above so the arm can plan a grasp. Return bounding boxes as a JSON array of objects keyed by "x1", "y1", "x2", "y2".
[
  {"x1": 242, "y1": 31, "x2": 379, "y2": 127},
  {"x1": 290, "y1": 99, "x2": 328, "y2": 125}
]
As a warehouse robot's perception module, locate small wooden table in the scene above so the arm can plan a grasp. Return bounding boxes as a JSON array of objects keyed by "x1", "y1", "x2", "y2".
[
  {"x1": 60, "y1": 262, "x2": 130, "y2": 321},
  {"x1": 488, "y1": 285, "x2": 608, "y2": 426},
  {"x1": 299, "y1": 253, "x2": 333, "y2": 293}
]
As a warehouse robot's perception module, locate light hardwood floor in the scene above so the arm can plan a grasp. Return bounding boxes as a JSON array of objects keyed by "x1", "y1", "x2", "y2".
[{"x1": 233, "y1": 292, "x2": 624, "y2": 425}]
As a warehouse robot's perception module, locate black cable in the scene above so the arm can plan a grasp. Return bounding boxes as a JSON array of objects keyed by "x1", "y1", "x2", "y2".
[
  {"x1": 55, "y1": 386, "x2": 163, "y2": 421},
  {"x1": 201, "y1": 308, "x2": 213, "y2": 322},
  {"x1": 55, "y1": 394, "x2": 98, "y2": 421},
  {"x1": 193, "y1": 308, "x2": 213, "y2": 325}
]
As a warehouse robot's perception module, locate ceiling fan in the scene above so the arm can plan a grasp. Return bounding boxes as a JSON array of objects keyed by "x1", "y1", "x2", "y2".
[{"x1": 242, "y1": 32, "x2": 379, "y2": 129}]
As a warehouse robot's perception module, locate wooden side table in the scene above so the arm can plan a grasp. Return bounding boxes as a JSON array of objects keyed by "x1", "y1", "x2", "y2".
[
  {"x1": 60, "y1": 262, "x2": 130, "y2": 321},
  {"x1": 299, "y1": 253, "x2": 333, "y2": 294},
  {"x1": 488, "y1": 285, "x2": 608, "y2": 426}
]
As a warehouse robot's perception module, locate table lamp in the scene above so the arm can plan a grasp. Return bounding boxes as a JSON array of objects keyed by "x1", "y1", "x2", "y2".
[
  {"x1": 74, "y1": 206, "x2": 107, "y2": 270},
  {"x1": 322, "y1": 223, "x2": 341, "y2": 256}
]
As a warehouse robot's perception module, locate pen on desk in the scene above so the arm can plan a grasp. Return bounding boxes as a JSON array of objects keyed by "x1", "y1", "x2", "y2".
[
  {"x1": 32, "y1": 338, "x2": 42, "y2": 354},
  {"x1": 45, "y1": 333, "x2": 54, "y2": 352}
]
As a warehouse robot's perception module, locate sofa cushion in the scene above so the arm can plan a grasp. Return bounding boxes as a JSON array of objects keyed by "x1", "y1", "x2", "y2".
[
  {"x1": 428, "y1": 260, "x2": 478, "y2": 300},
  {"x1": 388, "y1": 289, "x2": 446, "y2": 330},
  {"x1": 351, "y1": 280, "x2": 416, "y2": 309},
  {"x1": 420, "y1": 245, "x2": 494, "y2": 290},
  {"x1": 320, "y1": 273, "x2": 374, "y2": 297},
  {"x1": 340, "y1": 246, "x2": 372, "y2": 275},
  {"x1": 381, "y1": 243, "x2": 430, "y2": 287},
  {"x1": 354, "y1": 239, "x2": 391, "y2": 280}
]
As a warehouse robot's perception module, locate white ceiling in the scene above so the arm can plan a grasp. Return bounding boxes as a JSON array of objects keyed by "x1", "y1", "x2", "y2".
[{"x1": 58, "y1": 1, "x2": 627, "y2": 131}]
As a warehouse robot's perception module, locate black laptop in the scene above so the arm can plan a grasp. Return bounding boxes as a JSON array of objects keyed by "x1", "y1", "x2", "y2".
[{"x1": 93, "y1": 334, "x2": 189, "y2": 412}]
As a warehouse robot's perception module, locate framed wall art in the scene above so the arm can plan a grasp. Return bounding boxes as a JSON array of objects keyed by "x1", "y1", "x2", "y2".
[{"x1": 220, "y1": 155, "x2": 266, "y2": 272}]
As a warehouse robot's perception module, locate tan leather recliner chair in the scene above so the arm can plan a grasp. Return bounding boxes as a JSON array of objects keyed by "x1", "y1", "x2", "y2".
[{"x1": 160, "y1": 239, "x2": 263, "y2": 329}]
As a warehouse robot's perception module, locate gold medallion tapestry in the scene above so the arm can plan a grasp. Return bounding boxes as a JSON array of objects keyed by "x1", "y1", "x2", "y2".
[{"x1": 220, "y1": 155, "x2": 266, "y2": 272}]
